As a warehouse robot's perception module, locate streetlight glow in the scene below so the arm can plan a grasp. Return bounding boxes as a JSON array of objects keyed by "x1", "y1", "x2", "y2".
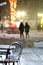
[
  {"x1": 22, "y1": 11, "x2": 26, "y2": 16},
  {"x1": 16, "y1": 11, "x2": 22, "y2": 18},
  {"x1": 38, "y1": 13, "x2": 43, "y2": 17},
  {"x1": 38, "y1": 13, "x2": 43, "y2": 29},
  {"x1": 16, "y1": 11, "x2": 26, "y2": 18}
]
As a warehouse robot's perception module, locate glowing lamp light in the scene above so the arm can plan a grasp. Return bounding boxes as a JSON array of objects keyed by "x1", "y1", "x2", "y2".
[
  {"x1": 16, "y1": 11, "x2": 22, "y2": 18},
  {"x1": 16, "y1": 11, "x2": 26, "y2": 18},
  {"x1": 41, "y1": 18, "x2": 43, "y2": 23},
  {"x1": 38, "y1": 13, "x2": 43, "y2": 17},
  {"x1": 40, "y1": 18, "x2": 43, "y2": 28},
  {"x1": 40, "y1": 24, "x2": 42, "y2": 28},
  {"x1": 22, "y1": 11, "x2": 26, "y2": 16}
]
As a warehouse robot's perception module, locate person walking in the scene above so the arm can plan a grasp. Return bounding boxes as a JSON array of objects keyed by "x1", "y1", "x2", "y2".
[
  {"x1": 19, "y1": 22, "x2": 24, "y2": 38},
  {"x1": 25, "y1": 22, "x2": 30, "y2": 38}
]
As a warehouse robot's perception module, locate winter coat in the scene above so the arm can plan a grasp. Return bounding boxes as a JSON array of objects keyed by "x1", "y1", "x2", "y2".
[
  {"x1": 25, "y1": 23, "x2": 30, "y2": 33},
  {"x1": 19, "y1": 22, "x2": 24, "y2": 33}
]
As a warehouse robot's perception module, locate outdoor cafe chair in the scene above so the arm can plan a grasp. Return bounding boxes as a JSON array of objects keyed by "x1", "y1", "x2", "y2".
[{"x1": 7, "y1": 41, "x2": 23, "y2": 65}]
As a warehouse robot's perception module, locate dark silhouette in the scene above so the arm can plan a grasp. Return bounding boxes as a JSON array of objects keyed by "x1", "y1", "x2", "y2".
[
  {"x1": 0, "y1": 24, "x2": 3, "y2": 32},
  {"x1": 5, "y1": 48, "x2": 10, "y2": 65},
  {"x1": 6, "y1": 48, "x2": 10, "y2": 59},
  {"x1": 19, "y1": 22, "x2": 24, "y2": 38},
  {"x1": 25, "y1": 22, "x2": 30, "y2": 38}
]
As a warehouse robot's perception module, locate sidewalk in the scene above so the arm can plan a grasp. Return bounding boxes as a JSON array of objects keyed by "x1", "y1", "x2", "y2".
[
  {"x1": 30, "y1": 30, "x2": 43, "y2": 35},
  {"x1": 0, "y1": 30, "x2": 43, "y2": 38},
  {"x1": 0, "y1": 30, "x2": 43, "y2": 45},
  {"x1": 20, "y1": 48, "x2": 43, "y2": 65},
  {"x1": 0, "y1": 30, "x2": 43, "y2": 41}
]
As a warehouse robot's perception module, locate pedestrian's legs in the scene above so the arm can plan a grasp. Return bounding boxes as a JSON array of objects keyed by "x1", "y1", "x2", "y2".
[
  {"x1": 26, "y1": 33, "x2": 27, "y2": 38},
  {"x1": 20, "y1": 32, "x2": 22, "y2": 38},
  {"x1": 23, "y1": 33, "x2": 24, "y2": 38},
  {"x1": 21, "y1": 32, "x2": 24, "y2": 38},
  {"x1": 20, "y1": 34, "x2": 22, "y2": 38},
  {"x1": 20, "y1": 32, "x2": 24, "y2": 38},
  {"x1": 28, "y1": 33, "x2": 29, "y2": 37},
  {"x1": 26, "y1": 32, "x2": 30, "y2": 38}
]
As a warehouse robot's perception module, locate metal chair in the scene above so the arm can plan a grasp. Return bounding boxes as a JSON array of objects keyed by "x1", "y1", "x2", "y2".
[{"x1": 7, "y1": 41, "x2": 23, "y2": 65}]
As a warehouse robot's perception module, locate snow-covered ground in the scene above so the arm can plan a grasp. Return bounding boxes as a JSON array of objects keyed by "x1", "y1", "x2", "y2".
[
  {"x1": 0, "y1": 32, "x2": 43, "y2": 39},
  {"x1": 20, "y1": 48, "x2": 43, "y2": 65},
  {"x1": 0, "y1": 48, "x2": 43, "y2": 65},
  {"x1": 0, "y1": 33, "x2": 20, "y2": 39}
]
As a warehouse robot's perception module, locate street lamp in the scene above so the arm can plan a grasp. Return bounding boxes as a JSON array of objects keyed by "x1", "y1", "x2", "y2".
[
  {"x1": 16, "y1": 11, "x2": 26, "y2": 18},
  {"x1": 38, "y1": 13, "x2": 43, "y2": 17}
]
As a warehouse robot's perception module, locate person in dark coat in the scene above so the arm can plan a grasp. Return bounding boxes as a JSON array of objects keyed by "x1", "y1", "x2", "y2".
[
  {"x1": 19, "y1": 22, "x2": 24, "y2": 38},
  {"x1": 0, "y1": 24, "x2": 3, "y2": 32},
  {"x1": 25, "y1": 22, "x2": 30, "y2": 38}
]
